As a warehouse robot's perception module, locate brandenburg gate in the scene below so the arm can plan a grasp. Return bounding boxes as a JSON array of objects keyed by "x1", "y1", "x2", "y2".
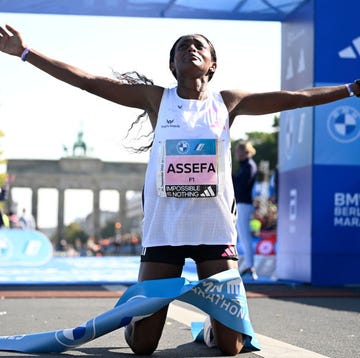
[{"x1": 6, "y1": 157, "x2": 147, "y2": 242}]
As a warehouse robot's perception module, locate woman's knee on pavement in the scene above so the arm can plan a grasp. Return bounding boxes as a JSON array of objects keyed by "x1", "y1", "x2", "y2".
[
  {"x1": 125, "y1": 321, "x2": 160, "y2": 355},
  {"x1": 213, "y1": 319, "x2": 245, "y2": 356},
  {"x1": 216, "y1": 336, "x2": 245, "y2": 356},
  {"x1": 125, "y1": 308, "x2": 168, "y2": 355}
]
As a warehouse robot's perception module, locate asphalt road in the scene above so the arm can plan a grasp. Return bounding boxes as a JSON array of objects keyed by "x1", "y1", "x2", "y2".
[{"x1": 0, "y1": 284, "x2": 359, "y2": 358}]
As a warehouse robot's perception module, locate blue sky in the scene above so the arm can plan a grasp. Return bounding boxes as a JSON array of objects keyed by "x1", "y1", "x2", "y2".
[{"x1": 0, "y1": 13, "x2": 281, "y2": 226}]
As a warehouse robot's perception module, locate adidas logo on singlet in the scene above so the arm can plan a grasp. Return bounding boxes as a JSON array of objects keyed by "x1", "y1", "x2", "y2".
[{"x1": 200, "y1": 186, "x2": 216, "y2": 197}]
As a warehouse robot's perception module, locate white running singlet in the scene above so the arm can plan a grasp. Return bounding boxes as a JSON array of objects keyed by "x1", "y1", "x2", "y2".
[{"x1": 142, "y1": 87, "x2": 237, "y2": 247}]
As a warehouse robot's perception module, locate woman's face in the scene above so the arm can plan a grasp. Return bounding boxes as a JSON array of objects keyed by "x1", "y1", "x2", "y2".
[{"x1": 170, "y1": 35, "x2": 216, "y2": 80}]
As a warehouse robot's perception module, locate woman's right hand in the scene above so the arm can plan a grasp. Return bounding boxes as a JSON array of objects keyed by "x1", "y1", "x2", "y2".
[{"x1": 0, "y1": 24, "x2": 27, "y2": 57}]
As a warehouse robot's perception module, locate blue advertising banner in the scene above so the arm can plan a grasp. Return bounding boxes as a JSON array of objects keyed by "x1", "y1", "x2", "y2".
[
  {"x1": 277, "y1": 0, "x2": 314, "y2": 282},
  {"x1": 279, "y1": 0, "x2": 360, "y2": 285},
  {"x1": 312, "y1": 165, "x2": 360, "y2": 253},
  {"x1": 279, "y1": 0, "x2": 314, "y2": 174},
  {"x1": 311, "y1": 24, "x2": 360, "y2": 284},
  {"x1": 314, "y1": 0, "x2": 360, "y2": 83},
  {"x1": 281, "y1": 0, "x2": 314, "y2": 91},
  {"x1": 276, "y1": 166, "x2": 312, "y2": 282},
  {"x1": 279, "y1": 107, "x2": 313, "y2": 172},
  {"x1": 312, "y1": 165, "x2": 360, "y2": 285},
  {"x1": 314, "y1": 91, "x2": 360, "y2": 165}
]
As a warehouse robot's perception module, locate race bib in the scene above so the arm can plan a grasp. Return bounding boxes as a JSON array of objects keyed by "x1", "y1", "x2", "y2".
[{"x1": 157, "y1": 139, "x2": 219, "y2": 198}]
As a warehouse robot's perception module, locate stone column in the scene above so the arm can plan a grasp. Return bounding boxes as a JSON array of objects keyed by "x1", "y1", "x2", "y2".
[
  {"x1": 57, "y1": 188, "x2": 65, "y2": 246},
  {"x1": 93, "y1": 189, "x2": 100, "y2": 240},
  {"x1": 31, "y1": 187, "x2": 38, "y2": 229},
  {"x1": 119, "y1": 190, "x2": 127, "y2": 225},
  {"x1": 7, "y1": 186, "x2": 13, "y2": 213}
]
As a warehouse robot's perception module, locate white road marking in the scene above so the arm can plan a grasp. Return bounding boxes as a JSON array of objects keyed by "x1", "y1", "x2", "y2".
[
  {"x1": 254, "y1": 334, "x2": 330, "y2": 358},
  {"x1": 168, "y1": 303, "x2": 206, "y2": 326},
  {"x1": 167, "y1": 303, "x2": 330, "y2": 358}
]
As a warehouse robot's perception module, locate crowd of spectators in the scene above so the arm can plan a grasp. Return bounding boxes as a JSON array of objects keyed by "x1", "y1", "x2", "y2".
[
  {"x1": 250, "y1": 168, "x2": 278, "y2": 237},
  {"x1": 55, "y1": 232, "x2": 142, "y2": 257},
  {"x1": 0, "y1": 206, "x2": 36, "y2": 230}
]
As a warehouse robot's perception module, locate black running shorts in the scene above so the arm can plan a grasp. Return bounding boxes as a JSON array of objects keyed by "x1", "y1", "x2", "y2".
[{"x1": 140, "y1": 244, "x2": 238, "y2": 266}]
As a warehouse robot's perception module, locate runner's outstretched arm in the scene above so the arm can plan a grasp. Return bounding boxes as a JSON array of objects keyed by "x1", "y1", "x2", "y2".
[{"x1": 0, "y1": 24, "x2": 162, "y2": 112}]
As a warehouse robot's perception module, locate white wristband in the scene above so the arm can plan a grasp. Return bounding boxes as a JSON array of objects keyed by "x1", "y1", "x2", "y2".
[{"x1": 346, "y1": 83, "x2": 355, "y2": 96}]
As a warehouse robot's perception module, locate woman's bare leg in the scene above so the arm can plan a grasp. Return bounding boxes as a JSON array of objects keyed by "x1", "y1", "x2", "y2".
[
  {"x1": 125, "y1": 262, "x2": 183, "y2": 355},
  {"x1": 196, "y1": 259, "x2": 245, "y2": 356}
]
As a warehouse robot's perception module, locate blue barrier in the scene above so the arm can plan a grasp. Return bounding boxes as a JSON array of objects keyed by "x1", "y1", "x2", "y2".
[{"x1": 0, "y1": 229, "x2": 53, "y2": 266}]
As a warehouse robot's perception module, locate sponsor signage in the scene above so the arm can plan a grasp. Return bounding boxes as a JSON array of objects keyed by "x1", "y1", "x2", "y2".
[
  {"x1": 314, "y1": 1, "x2": 360, "y2": 82},
  {"x1": 278, "y1": 0, "x2": 360, "y2": 284}
]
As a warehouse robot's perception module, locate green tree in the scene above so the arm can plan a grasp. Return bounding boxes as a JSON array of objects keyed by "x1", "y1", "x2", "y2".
[
  {"x1": 64, "y1": 222, "x2": 88, "y2": 247},
  {"x1": 232, "y1": 115, "x2": 279, "y2": 174},
  {"x1": 101, "y1": 220, "x2": 116, "y2": 238}
]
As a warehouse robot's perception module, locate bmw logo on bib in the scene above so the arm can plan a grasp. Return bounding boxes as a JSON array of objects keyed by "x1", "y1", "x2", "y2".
[{"x1": 176, "y1": 140, "x2": 190, "y2": 154}]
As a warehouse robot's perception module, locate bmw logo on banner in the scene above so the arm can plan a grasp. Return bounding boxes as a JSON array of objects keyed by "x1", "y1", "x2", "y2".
[
  {"x1": 314, "y1": 98, "x2": 360, "y2": 166},
  {"x1": 327, "y1": 106, "x2": 360, "y2": 144}
]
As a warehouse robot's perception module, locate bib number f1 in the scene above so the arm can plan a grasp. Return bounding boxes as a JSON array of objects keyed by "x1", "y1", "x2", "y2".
[{"x1": 157, "y1": 139, "x2": 219, "y2": 198}]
